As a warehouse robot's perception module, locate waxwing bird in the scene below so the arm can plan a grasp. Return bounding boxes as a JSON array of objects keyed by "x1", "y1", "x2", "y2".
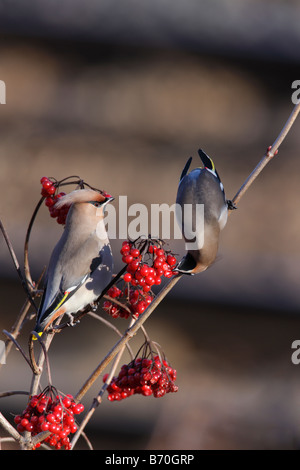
[
  {"x1": 34, "y1": 188, "x2": 114, "y2": 335},
  {"x1": 175, "y1": 148, "x2": 234, "y2": 275}
]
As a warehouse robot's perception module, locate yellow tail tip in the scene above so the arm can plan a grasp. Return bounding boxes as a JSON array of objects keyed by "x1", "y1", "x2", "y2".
[{"x1": 32, "y1": 331, "x2": 43, "y2": 341}]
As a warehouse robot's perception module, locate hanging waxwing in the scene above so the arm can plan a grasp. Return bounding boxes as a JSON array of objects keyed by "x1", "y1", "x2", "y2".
[
  {"x1": 175, "y1": 148, "x2": 234, "y2": 274},
  {"x1": 34, "y1": 188, "x2": 114, "y2": 335}
]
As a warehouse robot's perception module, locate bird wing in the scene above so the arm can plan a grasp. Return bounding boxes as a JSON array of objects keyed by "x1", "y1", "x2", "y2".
[
  {"x1": 179, "y1": 157, "x2": 193, "y2": 181},
  {"x1": 36, "y1": 235, "x2": 104, "y2": 326}
]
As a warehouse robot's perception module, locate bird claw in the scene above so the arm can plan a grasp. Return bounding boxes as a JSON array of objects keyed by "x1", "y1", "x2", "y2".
[
  {"x1": 227, "y1": 200, "x2": 237, "y2": 210},
  {"x1": 90, "y1": 302, "x2": 98, "y2": 313},
  {"x1": 66, "y1": 314, "x2": 80, "y2": 327}
]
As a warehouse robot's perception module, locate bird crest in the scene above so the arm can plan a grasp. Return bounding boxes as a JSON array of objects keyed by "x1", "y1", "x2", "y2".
[{"x1": 54, "y1": 188, "x2": 107, "y2": 209}]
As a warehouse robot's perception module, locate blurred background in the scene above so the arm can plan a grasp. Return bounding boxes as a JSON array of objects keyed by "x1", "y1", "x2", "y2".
[{"x1": 1, "y1": 0, "x2": 300, "y2": 450}]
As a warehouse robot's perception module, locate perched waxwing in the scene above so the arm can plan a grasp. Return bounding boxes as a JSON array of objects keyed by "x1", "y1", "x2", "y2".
[
  {"x1": 34, "y1": 188, "x2": 114, "y2": 335},
  {"x1": 175, "y1": 148, "x2": 234, "y2": 275}
]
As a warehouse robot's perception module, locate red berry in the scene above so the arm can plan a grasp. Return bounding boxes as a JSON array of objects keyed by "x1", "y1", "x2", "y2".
[
  {"x1": 49, "y1": 423, "x2": 58, "y2": 433},
  {"x1": 57, "y1": 215, "x2": 66, "y2": 225},
  {"x1": 62, "y1": 397, "x2": 72, "y2": 408},
  {"x1": 46, "y1": 413, "x2": 56, "y2": 423},
  {"x1": 127, "y1": 259, "x2": 140, "y2": 272},
  {"x1": 70, "y1": 424, "x2": 77, "y2": 433},
  {"x1": 53, "y1": 404, "x2": 63, "y2": 414},
  {"x1": 65, "y1": 415, "x2": 75, "y2": 426},
  {"x1": 145, "y1": 275, "x2": 155, "y2": 286},
  {"x1": 135, "y1": 301, "x2": 146, "y2": 314},
  {"x1": 167, "y1": 255, "x2": 177, "y2": 266},
  {"x1": 59, "y1": 430, "x2": 68, "y2": 440},
  {"x1": 41, "y1": 187, "x2": 50, "y2": 197},
  {"x1": 162, "y1": 262, "x2": 170, "y2": 271},
  {"x1": 164, "y1": 270, "x2": 173, "y2": 278},
  {"x1": 25, "y1": 423, "x2": 34, "y2": 432},
  {"x1": 140, "y1": 265, "x2": 149, "y2": 276},
  {"x1": 123, "y1": 273, "x2": 132, "y2": 283},
  {"x1": 47, "y1": 185, "x2": 56, "y2": 195},
  {"x1": 103, "y1": 373, "x2": 109, "y2": 382},
  {"x1": 122, "y1": 254, "x2": 133, "y2": 264},
  {"x1": 14, "y1": 415, "x2": 22, "y2": 424},
  {"x1": 17, "y1": 423, "x2": 25, "y2": 433},
  {"x1": 20, "y1": 418, "x2": 29, "y2": 428},
  {"x1": 72, "y1": 403, "x2": 84, "y2": 414},
  {"x1": 120, "y1": 244, "x2": 130, "y2": 255},
  {"x1": 42, "y1": 180, "x2": 52, "y2": 189},
  {"x1": 130, "y1": 248, "x2": 140, "y2": 258}
]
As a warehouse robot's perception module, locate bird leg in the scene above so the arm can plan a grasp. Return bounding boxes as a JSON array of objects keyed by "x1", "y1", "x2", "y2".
[
  {"x1": 66, "y1": 313, "x2": 80, "y2": 327},
  {"x1": 227, "y1": 199, "x2": 237, "y2": 211}
]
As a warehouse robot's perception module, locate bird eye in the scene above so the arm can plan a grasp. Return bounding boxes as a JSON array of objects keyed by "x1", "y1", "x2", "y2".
[{"x1": 89, "y1": 201, "x2": 100, "y2": 207}]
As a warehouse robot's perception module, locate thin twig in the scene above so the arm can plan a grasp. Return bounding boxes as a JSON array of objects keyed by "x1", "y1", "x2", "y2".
[
  {"x1": 24, "y1": 197, "x2": 45, "y2": 293},
  {"x1": 71, "y1": 319, "x2": 135, "y2": 449},
  {"x1": 0, "y1": 390, "x2": 29, "y2": 398},
  {"x1": 232, "y1": 102, "x2": 300, "y2": 207},
  {"x1": 87, "y1": 311, "x2": 134, "y2": 358},
  {"x1": 2, "y1": 330, "x2": 34, "y2": 372},
  {"x1": 1, "y1": 269, "x2": 45, "y2": 369},
  {"x1": 0, "y1": 219, "x2": 38, "y2": 311}
]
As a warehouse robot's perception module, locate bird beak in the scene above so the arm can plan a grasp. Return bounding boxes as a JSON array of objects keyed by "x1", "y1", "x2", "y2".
[{"x1": 104, "y1": 195, "x2": 114, "y2": 205}]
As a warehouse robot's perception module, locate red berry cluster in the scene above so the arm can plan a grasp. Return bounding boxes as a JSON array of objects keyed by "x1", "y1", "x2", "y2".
[
  {"x1": 14, "y1": 388, "x2": 84, "y2": 450},
  {"x1": 121, "y1": 240, "x2": 178, "y2": 286},
  {"x1": 103, "y1": 286, "x2": 130, "y2": 319},
  {"x1": 103, "y1": 240, "x2": 178, "y2": 320},
  {"x1": 103, "y1": 285, "x2": 153, "y2": 319},
  {"x1": 103, "y1": 355, "x2": 178, "y2": 401},
  {"x1": 40, "y1": 177, "x2": 69, "y2": 225}
]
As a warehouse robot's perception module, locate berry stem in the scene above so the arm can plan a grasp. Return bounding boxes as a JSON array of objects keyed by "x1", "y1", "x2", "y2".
[{"x1": 24, "y1": 197, "x2": 45, "y2": 295}]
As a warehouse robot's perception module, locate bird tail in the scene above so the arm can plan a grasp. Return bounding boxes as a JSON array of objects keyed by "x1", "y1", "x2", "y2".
[{"x1": 198, "y1": 148, "x2": 215, "y2": 171}]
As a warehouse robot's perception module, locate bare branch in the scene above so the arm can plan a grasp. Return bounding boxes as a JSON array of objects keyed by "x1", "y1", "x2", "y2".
[
  {"x1": 232, "y1": 102, "x2": 300, "y2": 207},
  {"x1": 0, "y1": 390, "x2": 29, "y2": 399},
  {"x1": 0, "y1": 412, "x2": 22, "y2": 445}
]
